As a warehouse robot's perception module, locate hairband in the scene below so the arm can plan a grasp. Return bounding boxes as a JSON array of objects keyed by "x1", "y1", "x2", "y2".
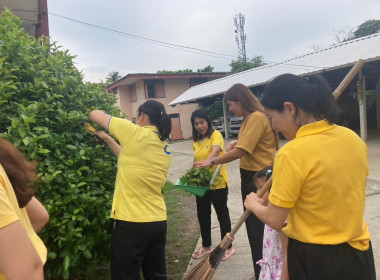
[{"x1": 265, "y1": 169, "x2": 272, "y2": 177}]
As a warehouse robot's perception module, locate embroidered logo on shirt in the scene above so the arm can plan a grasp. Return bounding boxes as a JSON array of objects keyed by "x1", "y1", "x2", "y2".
[
  {"x1": 164, "y1": 145, "x2": 171, "y2": 155},
  {"x1": 206, "y1": 145, "x2": 209, "y2": 149}
]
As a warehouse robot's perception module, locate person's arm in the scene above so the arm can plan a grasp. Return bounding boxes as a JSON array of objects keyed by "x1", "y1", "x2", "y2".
[
  {"x1": 205, "y1": 145, "x2": 222, "y2": 161},
  {"x1": 89, "y1": 110, "x2": 112, "y2": 131},
  {"x1": 194, "y1": 147, "x2": 247, "y2": 167},
  {"x1": 226, "y1": 140, "x2": 237, "y2": 152},
  {"x1": 244, "y1": 192, "x2": 289, "y2": 230},
  {"x1": 0, "y1": 221, "x2": 44, "y2": 280},
  {"x1": 25, "y1": 197, "x2": 49, "y2": 233},
  {"x1": 93, "y1": 131, "x2": 121, "y2": 157}
]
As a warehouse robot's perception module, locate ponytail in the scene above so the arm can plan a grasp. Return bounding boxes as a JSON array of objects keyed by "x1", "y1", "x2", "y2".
[{"x1": 138, "y1": 100, "x2": 172, "y2": 141}]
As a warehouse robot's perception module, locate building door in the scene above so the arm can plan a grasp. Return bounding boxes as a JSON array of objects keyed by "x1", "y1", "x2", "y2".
[{"x1": 170, "y1": 114, "x2": 182, "y2": 140}]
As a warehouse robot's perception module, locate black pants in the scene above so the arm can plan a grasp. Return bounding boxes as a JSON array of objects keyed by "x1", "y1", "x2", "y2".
[
  {"x1": 240, "y1": 168, "x2": 264, "y2": 279},
  {"x1": 196, "y1": 187, "x2": 232, "y2": 248},
  {"x1": 288, "y1": 238, "x2": 376, "y2": 280},
  {"x1": 111, "y1": 220, "x2": 167, "y2": 280}
]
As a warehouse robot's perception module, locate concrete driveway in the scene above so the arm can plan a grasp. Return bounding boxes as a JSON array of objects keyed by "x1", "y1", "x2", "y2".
[{"x1": 167, "y1": 132, "x2": 380, "y2": 279}]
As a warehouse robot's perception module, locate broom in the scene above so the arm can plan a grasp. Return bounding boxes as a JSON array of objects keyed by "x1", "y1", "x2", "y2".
[{"x1": 182, "y1": 59, "x2": 366, "y2": 280}]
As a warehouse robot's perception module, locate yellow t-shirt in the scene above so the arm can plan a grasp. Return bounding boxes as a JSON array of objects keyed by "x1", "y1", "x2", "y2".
[
  {"x1": 269, "y1": 120, "x2": 371, "y2": 250},
  {"x1": 235, "y1": 111, "x2": 276, "y2": 171},
  {"x1": 109, "y1": 117, "x2": 172, "y2": 222},
  {"x1": 193, "y1": 130, "x2": 229, "y2": 190},
  {"x1": 0, "y1": 165, "x2": 47, "y2": 279}
]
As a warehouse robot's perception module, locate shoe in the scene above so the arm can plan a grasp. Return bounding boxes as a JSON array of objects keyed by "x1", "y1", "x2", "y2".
[
  {"x1": 222, "y1": 248, "x2": 235, "y2": 261},
  {"x1": 192, "y1": 247, "x2": 212, "y2": 259}
]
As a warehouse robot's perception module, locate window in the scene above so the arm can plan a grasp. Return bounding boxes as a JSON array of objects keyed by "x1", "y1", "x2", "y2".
[
  {"x1": 129, "y1": 85, "x2": 137, "y2": 102},
  {"x1": 190, "y1": 78, "x2": 208, "y2": 87},
  {"x1": 144, "y1": 79, "x2": 165, "y2": 98}
]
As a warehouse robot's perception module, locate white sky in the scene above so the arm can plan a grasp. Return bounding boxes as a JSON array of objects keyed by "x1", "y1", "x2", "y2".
[{"x1": 47, "y1": 0, "x2": 380, "y2": 82}]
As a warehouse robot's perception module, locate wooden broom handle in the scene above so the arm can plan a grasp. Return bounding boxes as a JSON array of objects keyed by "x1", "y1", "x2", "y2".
[{"x1": 229, "y1": 177, "x2": 272, "y2": 237}]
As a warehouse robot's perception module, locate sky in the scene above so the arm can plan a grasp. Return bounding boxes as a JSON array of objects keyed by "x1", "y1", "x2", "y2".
[{"x1": 47, "y1": 0, "x2": 380, "y2": 83}]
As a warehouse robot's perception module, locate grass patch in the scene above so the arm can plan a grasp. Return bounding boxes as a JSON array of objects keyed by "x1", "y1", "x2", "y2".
[{"x1": 164, "y1": 181, "x2": 200, "y2": 279}]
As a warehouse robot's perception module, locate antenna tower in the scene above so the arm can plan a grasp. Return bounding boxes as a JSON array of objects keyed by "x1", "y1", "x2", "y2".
[{"x1": 234, "y1": 12, "x2": 247, "y2": 60}]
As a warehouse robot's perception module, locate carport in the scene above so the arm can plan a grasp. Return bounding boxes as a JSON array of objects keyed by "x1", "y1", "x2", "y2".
[{"x1": 169, "y1": 33, "x2": 380, "y2": 141}]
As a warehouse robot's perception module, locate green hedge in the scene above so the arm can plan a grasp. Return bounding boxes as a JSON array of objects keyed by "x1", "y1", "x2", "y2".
[{"x1": 0, "y1": 8, "x2": 120, "y2": 279}]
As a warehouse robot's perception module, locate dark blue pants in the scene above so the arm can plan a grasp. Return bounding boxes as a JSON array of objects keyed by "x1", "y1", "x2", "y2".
[
  {"x1": 111, "y1": 220, "x2": 167, "y2": 280},
  {"x1": 196, "y1": 187, "x2": 232, "y2": 248}
]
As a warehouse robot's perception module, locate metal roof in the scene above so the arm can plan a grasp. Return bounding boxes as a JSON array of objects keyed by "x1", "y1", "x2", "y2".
[{"x1": 169, "y1": 32, "x2": 380, "y2": 106}]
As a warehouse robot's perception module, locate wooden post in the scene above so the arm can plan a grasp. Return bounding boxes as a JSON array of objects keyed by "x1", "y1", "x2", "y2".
[
  {"x1": 376, "y1": 78, "x2": 380, "y2": 129},
  {"x1": 222, "y1": 98, "x2": 229, "y2": 140},
  {"x1": 358, "y1": 71, "x2": 367, "y2": 140}
]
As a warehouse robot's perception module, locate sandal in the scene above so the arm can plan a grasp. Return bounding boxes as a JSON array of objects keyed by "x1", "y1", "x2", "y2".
[
  {"x1": 222, "y1": 248, "x2": 235, "y2": 261},
  {"x1": 192, "y1": 247, "x2": 212, "y2": 259}
]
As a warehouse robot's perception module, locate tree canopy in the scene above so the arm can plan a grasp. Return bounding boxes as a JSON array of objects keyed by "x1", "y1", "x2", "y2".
[
  {"x1": 229, "y1": 55, "x2": 265, "y2": 74},
  {"x1": 156, "y1": 65, "x2": 214, "y2": 74},
  {"x1": 106, "y1": 70, "x2": 122, "y2": 85}
]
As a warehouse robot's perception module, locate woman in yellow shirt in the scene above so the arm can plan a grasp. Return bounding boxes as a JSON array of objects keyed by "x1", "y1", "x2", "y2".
[
  {"x1": 190, "y1": 109, "x2": 234, "y2": 261},
  {"x1": 195, "y1": 84, "x2": 277, "y2": 279},
  {"x1": 245, "y1": 74, "x2": 375, "y2": 280},
  {"x1": 0, "y1": 138, "x2": 48, "y2": 280},
  {"x1": 90, "y1": 100, "x2": 172, "y2": 280}
]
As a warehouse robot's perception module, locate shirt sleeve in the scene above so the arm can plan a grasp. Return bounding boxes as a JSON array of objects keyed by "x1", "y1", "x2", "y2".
[
  {"x1": 210, "y1": 131, "x2": 224, "y2": 151},
  {"x1": 109, "y1": 117, "x2": 139, "y2": 147},
  {"x1": 0, "y1": 181, "x2": 19, "y2": 230},
  {"x1": 235, "y1": 113, "x2": 266, "y2": 154},
  {"x1": 269, "y1": 149, "x2": 304, "y2": 208}
]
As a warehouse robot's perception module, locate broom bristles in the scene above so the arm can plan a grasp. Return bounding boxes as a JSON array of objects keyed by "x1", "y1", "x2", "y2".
[
  {"x1": 182, "y1": 256, "x2": 216, "y2": 280},
  {"x1": 182, "y1": 233, "x2": 235, "y2": 279}
]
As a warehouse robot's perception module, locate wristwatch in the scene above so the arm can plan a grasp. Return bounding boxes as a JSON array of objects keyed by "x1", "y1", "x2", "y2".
[{"x1": 211, "y1": 157, "x2": 216, "y2": 166}]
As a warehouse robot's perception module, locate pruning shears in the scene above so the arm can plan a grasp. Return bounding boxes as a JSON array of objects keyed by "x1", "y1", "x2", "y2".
[{"x1": 83, "y1": 121, "x2": 105, "y2": 146}]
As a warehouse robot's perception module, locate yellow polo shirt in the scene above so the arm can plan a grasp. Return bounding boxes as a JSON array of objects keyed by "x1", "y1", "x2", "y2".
[
  {"x1": 109, "y1": 117, "x2": 172, "y2": 222},
  {"x1": 0, "y1": 165, "x2": 47, "y2": 279},
  {"x1": 269, "y1": 120, "x2": 371, "y2": 250},
  {"x1": 193, "y1": 130, "x2": 229, "y2": 190},
  {"x1": 235, "y1": 111, "x2": 276, "y2": 171}
]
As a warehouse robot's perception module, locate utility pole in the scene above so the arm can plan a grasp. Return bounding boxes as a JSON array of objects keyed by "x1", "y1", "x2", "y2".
[{"x1": 234, "y1": 12, "x2": 247, "y2": 60}]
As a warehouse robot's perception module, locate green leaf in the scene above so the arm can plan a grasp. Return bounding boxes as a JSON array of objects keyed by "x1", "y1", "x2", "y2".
[
  {"x1": 66, "y1": 144, "x2": 77, "y2": 150},
  {"x1": 63, "y1": 255, "x2": 70, "y2": 271},
  {"x1": 48, "y1": 251, "x2": 57, "y2": 260},
  {"x1": 82, "y1": 250, "x2": 92, "y2": 259}
]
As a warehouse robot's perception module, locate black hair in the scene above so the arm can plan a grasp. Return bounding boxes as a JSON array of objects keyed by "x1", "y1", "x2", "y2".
[
  {"x1": 261, "y1": 74, "x2": 340, "y2": 124},
  {"x1": 191, "y1": 109, "x2": 214, "y2": 142},
  {"x1": 138, "y1": 100, "x2": 172, "y2": 141},
  {"x1": 253, "y1": 165, "x2": 273, "y2": 181}
]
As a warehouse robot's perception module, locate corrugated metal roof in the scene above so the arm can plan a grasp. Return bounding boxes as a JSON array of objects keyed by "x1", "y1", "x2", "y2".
[{"x1": 169, "y1": 32, "x2": 380, "y2": 106}]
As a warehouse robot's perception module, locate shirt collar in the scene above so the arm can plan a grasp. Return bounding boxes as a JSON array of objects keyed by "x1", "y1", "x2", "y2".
[
  {"x1": 143, "y1": 125, "x2": 159, "y2": 134},
  {"x1": 296, "y1": 119, "x2": 336, "y2": 138}
]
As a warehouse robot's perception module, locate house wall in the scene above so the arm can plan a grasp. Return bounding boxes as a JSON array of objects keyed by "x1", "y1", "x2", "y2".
[
  {"x1": 117, "y1": 85, "x2": 133, "y2": 118},
  {"x1": 116, "y1": 78, "x2": 200, "y2": 139}
]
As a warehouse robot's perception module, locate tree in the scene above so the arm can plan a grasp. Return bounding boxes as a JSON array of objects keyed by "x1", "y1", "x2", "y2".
[
  {"x1": 353, "y1": 19, "x2": 380, "y2": 38},
  {"x1": 333, "y1": 19, "x2": 380, "y2": 43},
  {"x1": 106, "y1": 70, "x2": 121, "y2": 84},
  {"x1": 156, "y1": 66, "x2": 214, "y2": 74},
  {"x1": 156, "y1": 69, "x2": 193, "y2": 74},
  {"x1": 0, "y1": 9, "x2": 119, "y2": 279},
  {"x1": 197, "y1": 65, "x2": 214, "y2": 72},
  {"x1": 229, "y1": 55, "x2": 265, "y2": 74}
]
